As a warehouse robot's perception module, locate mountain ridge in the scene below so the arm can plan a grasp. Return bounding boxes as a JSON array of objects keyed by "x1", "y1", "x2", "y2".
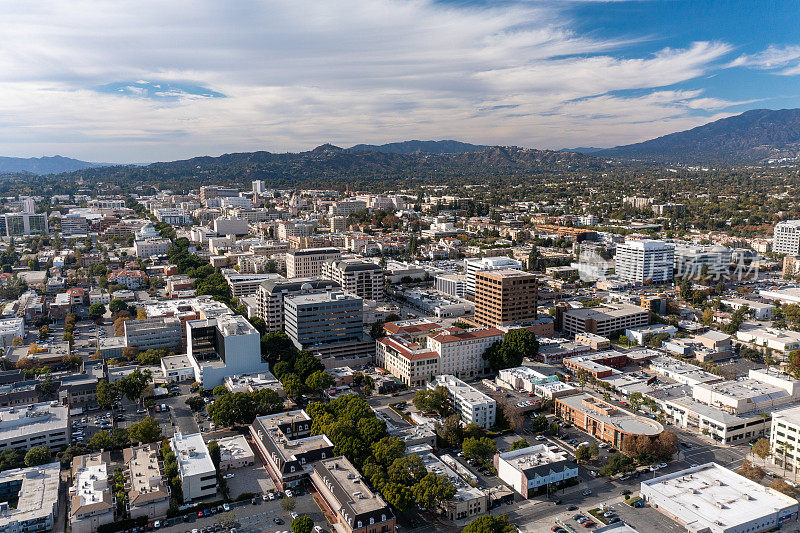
[{"x1": 0, "y1": 155, "x2": 104, "y2": 175}]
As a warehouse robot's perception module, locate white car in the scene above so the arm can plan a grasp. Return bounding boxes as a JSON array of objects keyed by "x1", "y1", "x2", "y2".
[
  {"x1": 224, "y1": 473, "x2": 235, "y2": 479},
  {"x1": 314, "y1": 527, "x2": 323, "y2": 533},
  {"x1": 153, "y1": 521, "x2": 161, "y2": 529},
  {"x1": 535, "y1": 435, "x2": 545, "y2": 441},
  {"x1": 598, "y1": 443, "x2": 608, "y2": 448},
  {"x1": 291, "y1": 513, "x2": 299, "y2": 520},
  {"x1": 285, "y1": 490, "x2": 293, "y2": 498},
  {"x1": 223, "y1": 503, "x2": 230, "y2": 511}
]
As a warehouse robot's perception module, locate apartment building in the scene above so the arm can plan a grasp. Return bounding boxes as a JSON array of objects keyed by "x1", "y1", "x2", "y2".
[
  {"x1": 429, "y1": 375, "x2": 496, "y2": 429},
  {"x1": 0, "y1": 402, "x2": 69, "y2": 451},
  {"x1": 464, "y1": 257, "x2": 523, "y2": 297},
  {"x1": 170, "y1": 433, "x2": 217, "y2": 502},
  {"x1": 322, "y1": 259, "x2": 384, "y2": 302},
  {"x1": 284, "y1": 291, "x2": 374, "y2": 369},
  {"x1": 213, "y1": 217, "x2": 249, "y2": 236},
  {"x1": 286, "y1": 247, "x2": 342, "y2": 278},
  {"x1": 134, "y1": 238, "x2": 172, "y2": 258},
  {"x1": 124, "y1": 317, "x2": 182, "y2": 351},
  {"x1": 123, "y1": 443, "x2": 170, "y2": 520},
  {"x1": 614, "y1": 239, "x2": 674, "y2": 284},
  {"x1": 376, "y1": 336, "x2": 440, "y2": 387},
  {"x1": 0, "y1": 462, "x2": 59, "y2": 533},
  {"x1": 187, "y1": 314, "x2": 270, "y2": 389},
  {"x1": 250, "y1": 410, "x2": 335, "y2": 490},
  {"x1": 494, "y1": 444, "x2": 578, "y2": 499},
  {"x1": 70, "y1": 452, "x2": 114, "y2": 533},
  {"x1": 473, "y1": 269, "x2": 538, "y2": 327},
  {"x1": 426, "y1": 327, "x2": 502, "y2": 379},
  {"x1": 310, "y1": 456, "x2": 395, "y2": 533},
  {"x1": 561, "y1": 303, "x2": 649, "y2": 338},
  {"x1": 0, "y1": 318, "x2": 24, "y2": 347},
  {"x1": 774, "y1": 220, "x2": 800, "y2": 255}
]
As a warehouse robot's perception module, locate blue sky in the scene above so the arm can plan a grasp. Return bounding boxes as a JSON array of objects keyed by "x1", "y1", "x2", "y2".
[{"x1": 0, "y1": 0, "x2": 798, "y2": 162}]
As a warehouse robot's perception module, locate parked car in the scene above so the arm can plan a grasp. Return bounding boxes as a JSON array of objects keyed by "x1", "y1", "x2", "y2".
[
  {"x1": 273, "y1": 518, "x2": 284, "y2": 525},
  {"x1": 581, "y1": 489, "x2": 592, "y2": 496},
  {"x1": 222, "y1": 504, "x2": 230, "y2": 512},
  {"x1": 291, "y1": 513, "x2": 299, "y2": 520}
]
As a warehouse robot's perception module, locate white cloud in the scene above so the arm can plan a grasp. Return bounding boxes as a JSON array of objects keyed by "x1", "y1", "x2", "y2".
[
  {"x1": 0, "y1": 0, "x2": 746, "y2": 161},
  {"x1": 730, "y1": 45, "x2": 800, "y2": 71}
]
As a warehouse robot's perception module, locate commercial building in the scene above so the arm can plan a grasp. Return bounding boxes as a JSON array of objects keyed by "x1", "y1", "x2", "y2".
[
  {"x1": 134, "y1": 238, "x2": 172, "y2": 258},
  {"x1": 497, "y1": 366, "x2": 577, "y2": 399},
  {"x1": 464, "y1": 257, "x2": 523, "y2": 297},
  {"x1": 555, "y1": 393, "x2": 664, "y2": 449},
  {"x1": 736, "y1": 326, "x2": 800, "y2": 353},
  {"x1": 0, "y1": 318, "x2": 23, "y2": 347},
  {"x1": 285, "y1": 247, "x2": 342, "y2": 278},
  {"x1": 123, "y1": 443, "x2": 170, "y2": 520},
  {"x1": 62, "y1": 213, "x2": 89, "y2": 235},
  {"x1": 2, "y1": 213, "x2": 48, "y2": 236},
  {"x1": 720, "y1": 298, "x2": 775, "y2": 320},
  {"x1": 216, "y1": 435, "x2": 255, "y2": 471},
  {"x1": 614, "y1": 240, "x2": 674, "y2": 284},
  {"x1": 434, "y1": 273, "x2": 467, "y2": 298},
  {"x1": 0, "y1": 462, "x2": 60, "y2": 533},
  {"x1": 375, "y1": 335, "x2": 440, "y2": 387},
  {"x1": 494, "y1": 444, "x2": 578, "y2": 499},
  {"x1": 284, "y1": 291, "x2": 374, "y2": 369},
  {"x1": 561, "y1": 303, "x2": 649, "y2": 338},
  {"x1": 70, "y1": 452, "x2": 114, "y2": 533},
  {"x1": 770, "y1": 405, "x2": 800, "y2": 475},
  {"x1": 169, "y1": 433, "x2": 217, "y2": 502},
  {"x1": 0, "y1": 402, "x2": 69, "y2": 451},
  {"x1": 224, "y1": 372, "x2": 285, "y2": 396},
  {"x1": 250, "y1": 410, "x2": 335, "y2": 490},
  {"x1": 429, "y1": 375, "x2": 496, "y2": 429},
  {"x1": 322, "y1": 258, "x2": 384, "y2": 302},
  {"x1": 473, "y1": 269, "x2": 538, "y2": 328},
  {"x1": 255, "y1": 277, "x2": 340, "y2": 332},
  {"x1": 426, "y1": 327, "x2": 502, "y2": 379},
  {"x1": 673, "y1": 244, "x2": 732, "y2": 280},
  {"x1": 212, "y1": 217, "x2": 249, "y2": 236},
  {"x1": 310, "y1": 456, "x2": 395, "y2": 533},
  {"x1": 222, "y1": 269, "x2": 284, "y2": 298},
  {"x1": 773, "y1": 220, "x2": 800, "y2": 255},
  {"x1": 124, "y1": 317, "x2": 182, "y2": 351},
  {"x1": 640, "y1": 463, "x2": 798, "y2": 533},
  {"x1": 187, "y1": 314, "x2": 270, "y2": 389},
  {"x1": 160, "y1": 355, "x2": 195, "y2": 383}
]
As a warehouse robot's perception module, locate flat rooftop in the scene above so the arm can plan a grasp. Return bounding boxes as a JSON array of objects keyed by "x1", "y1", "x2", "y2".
[
  {"x1": 123, "y1": 444, "x2": 169, "y2": 507},
  {"x1": 406, "y1": 444, "x2": 484, "y2": 502},
  {"x1": 641, "y1": 462, "x2": 798, "y2": 530},
  {"x1": 0, "y1": 462, "x2": 60, "y2": 528},
  {"x1": 171, "y1": 433, "x2": 215, "y2": 478},
  {"x1": 558, "y1": 393, "x2": 663, "y2": 436},
  {"x1": 216, "y1": 434, "x2": 254, "y2": 463},
  {"x1": 161, "y1": 354, "x2": 192, "y2": 371},
  {"x1": 315, "y1": 456, "x2": 390, "y2": 515},
  {"x1": 430, "y1": 374, "x2": 493, "y2": 406},
  {"x1": 0, "y1": 402, "x2": 68, "y2": 438},
  {"x1": 497, "y1": 443, "x2": 571, "y2": 472}
]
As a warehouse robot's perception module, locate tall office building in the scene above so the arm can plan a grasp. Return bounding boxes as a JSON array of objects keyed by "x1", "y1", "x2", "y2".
[
  {"x1": 255, "y1": 277, "x2": 340, "y2": 332},
  {"x1": 464, "y1": 257, "x2": 523, "y2": 297},
  {"x1": 252, "y1": 180, "x2": 265, "y2": 194},
  {"x1": 285, "y1": 247, "x2": 341, "y2": 278},
  {"x1": 473, "y1": 269, "x2": 538, "y2": 327},
  {"x1": 2, "y1": 213, "x2": 48, "y2": 236},
  {"x1": 284, "y1": 291, "x2": 374, "y2": 368},
  {"x1": 614, "y1": 239, "x2": 674, "y2": 284},
  {"x1": 322, "y1": 258, "x2": 384, "y2": 302},
  {"x1": 774, "y1": 220, "x2": 800, "y2": 255}
]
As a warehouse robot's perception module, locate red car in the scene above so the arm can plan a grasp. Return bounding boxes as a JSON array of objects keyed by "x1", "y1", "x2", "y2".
[
  {"x1": 582, "y1": 520, "x2": 595, "y2": 528},
  {"x1": 197, "y1": 511, "x2": 204, "y2": 518}
]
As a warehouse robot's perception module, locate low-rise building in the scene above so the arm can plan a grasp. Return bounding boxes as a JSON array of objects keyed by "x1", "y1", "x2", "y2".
[
  {"x1": 770, "y1": 405, "x2": 800, "y2": 475},
  {"x1": 160, "y1": 355, "x2": 195, "y2": 383},
  {"x1": 429, "y1": 375, "x2": 496, "y2": 429},
  {"x1": 561, "y1": 303, "x2": 649, "y2": 338},
  {"x1": 310, "y1": 456, "x2": 395, "y2": 533},
  {"x1": 0, "y1": 462, "x2": 60, "y2": 533},
  {"x1": 0, "y1": 401, "x2": 69, "y2": 451},
  {"x1": 124, "y1": 443, "x2": 170, "y2": 520},
  {"x1": 494, "y1": 444, "x2": 578, "y2": 499},
  {"x1": 640, "y1": 463, "x2": 798, "y2": 533},
  {"x1": 736, "y1": 326, "x2": 800, "y2": 353},
  {"x1": 223, "y1": 372, "x2": 285, "y2": 396},
  {"x1": 70, "y1": 452, "x2": 114, "y2": 533},
  {"x1": 170, "y1": 432, "x2": 217, "y2": 502},
  {"x1": 216, "y1": 435, "x2": 255, "y2": 471},
  {"x1": 124, "y1": 317, "x2": 182, "y2": 351},
  {"x1": 134, "y1": 238, "x2": 172, "y2": 258}
]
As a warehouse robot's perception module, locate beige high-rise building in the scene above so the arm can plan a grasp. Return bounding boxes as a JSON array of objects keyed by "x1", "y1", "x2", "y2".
[{"x1": 473, "y1": 269, "x2": 538, "y2": 327}]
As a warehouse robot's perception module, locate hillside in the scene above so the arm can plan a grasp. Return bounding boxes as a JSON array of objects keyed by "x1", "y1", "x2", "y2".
[
  {"x1": 0, "y1": 155, "x2": 102, "y2": 174},
  {"x1": 599, "y1": 109, "x2": 800, "y2": 164},
  {"x1": 348, "y1": 140, "x2": 487, "y2": 154},
  {"x1": 46, "y1": 144, "x2": 615, "y2": 190}
]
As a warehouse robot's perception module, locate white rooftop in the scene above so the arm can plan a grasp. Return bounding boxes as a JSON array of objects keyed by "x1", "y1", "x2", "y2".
[{"x1": 170, "y1": 432, "x2": 215, "y2": 478}]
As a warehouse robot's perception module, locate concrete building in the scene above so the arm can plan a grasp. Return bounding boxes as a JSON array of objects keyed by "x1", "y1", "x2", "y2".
[
  {"x1": 134, "y1": 238, "x2": 172, "y2": 258},
  {"x1": 123, "y1": 443, "x2": 170, "y2": 520},
  {"x1": 2, "y1": 213, "x2": 48, "y2": 236},
  {"x1": 169, "y1": 432, "x2": 217, "y2": 502},
  {"x1": 434, "y1": 273, "x2": 467, "y2": 298},
  {"x1": 555, "y1": 393, "x2": 663, "y2": 449},
  {"x1": 494, "y1": 444, "x2": 578, "y2": 499},
  {"x1": 250, "y1": 410, "x2": 335, "y2": 490},
  {"x1": 640, "y1": 463, "x2": 798, "y2": 533},
  {"x1": 614, "y1": 239, "x2": 674, "y2": 284},
  {"x1": 561, "y1": 303, "x2": 649, "y2": 338},
  {"x1": 464, "y1": 257, "x2": 523, "y2": 297},
  {"x1": 473, "y1": 269, "x2": 538, "y2": 328},
  {"x1": 284, "y1": 291, "x2": 374, "y2": 369},
  {"x1": 212, "y1": 217, "x2": 249, "y2": 236},
  {"x1": 0, "y1": 462, "x2": 60, "y2": 533},
  {"x1": 285, "y1": 247, "x2": 342, "y2": 278},
  {"x1": 426, "y1": 327, "x2": 502, "y2": 380},
  {"x1": 255, "y1": 277, "x2": 340, "y2": 332},
  {"x1": 0, "y1": 402, "x2": 69, "y2": 451},
  {"x1": 770, "y1": 405, "x2": 800, "y2": 475},
  {"x1": 70, "y1": 452, "x2": 114, "y2": 533},
  {"x1": 773, "y1": 220, "x2": 800, "y2": 256},
  {"x1": 721, "y1": 298, "x2": 775, "y2": 320},
  {"x1": 222, "y1": 269, "x2": 285, "y2": 298},
  {"x1": 187, "y1": 314, "x2": 270, "y2": 389},
  {"x1": 62, "y1": 214, "x2": 89, "y2": 235},
  {"x1": 497, "y1": 366, "x2": 577, "y2": 399},
  {"x1": 124, "y1": 317, "x2": 182, "y2": 351},
  {"x1": 673, "y1": 244, "x2": 732, "y2": 280},
  {"x1": 429, "y1": 375, "x2": 496, "y2": 429},
  {"x1": 224, "y1": 372, "x2": 285, "y2": 396},
  {"x1": 310, "y1": 456, "x2": 395, "y2": 533},
  {"x1": 0, "y1": 318, "x2": 24, "y2": 347},
  {"x1": 216, "y1": 435, "x2": 255, "y2": 471},
  {"x1": 322, "y1": 258, "x2": 384, "y2": 302},
  {"x1": 160, "y1": 355, "x2": 195, "y2": 383},
  {"x1": 375, "y1": 335, "x2": 440, "y2": 388}
]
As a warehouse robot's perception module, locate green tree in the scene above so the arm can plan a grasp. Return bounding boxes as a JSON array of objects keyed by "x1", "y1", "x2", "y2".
[
  {"x1": 24, "y1": 446, "x2": 51, "y2": 467},
  {"x1": 575, "y1": 445, "x2": 592, "y2": 463},
  {"x1": 109, "y1": 299, "x2": 127, "y2": 314},
  {"x1": 305, "y1": 370, "x2": 334, "y2": 393},
  {"x1": 462, "y1": 514, "x2": 516, "y2": 533},
  {"x1": 281, "y1": 497, "x2": 296, "y2": 512},
  {"x1": 462, "y1": 436, "x2": 496, "y2": 464},
  {"x1": 207, "y1": 440, "x2": 221, "y2": 469},
  {"x1": 291, "y1": 515, "x2": 313, "y2": 533},
  {"x1": 483, "y1": 329, "x2": 539, "y2": 371},
  {"x1": 212, "y1": 385, "x2": 229, "y2": 396},
  {"x1": 752, "y1": 438, "x2": 772, "y2": 463},
  {"x1": 510, "y1": 439, "x2": 529, "y2": 451},
  {"x1": 549, "y1": 421, "x2": 560, "y2": 436},
  {"x1": 531, "y1": 414, "x2": 548, "y2": 433},
  {"x1": 185, "y1": 396, "x2": 206, "y2": 412},
  {"x1": 435, "y1": 414, "x2": 463, "y2": 448},
  {"x1": 116, "y1": 369, "x2": 152, "y2": 404},
  {"x1": 96, "y1": 379, "x2": 118, "y2": 409},
  {"x1": 128, "y1": 417, "x2": 162, "y2": 444},
  {"x1": 387, "y1": 454, "x2": 427, "y2": 485},
  {"x1": 413, "y1": 386, "x2": 453, "y2": 417},
  {"x1": 88, "y1": 430, "x2": 114, "y2": 451},
  {"x1": 371, "y1": 436, "x2": 405, "y2": 467},
  {"x1": 412, "y1": 473, "x2": 456, "y2": 510},
  {"x1": 88, "y1": 302, "x2": 106, "y2": 320}
]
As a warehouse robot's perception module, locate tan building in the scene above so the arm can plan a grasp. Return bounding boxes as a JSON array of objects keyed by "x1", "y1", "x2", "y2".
[
  {"x1": 124, "y1": 443, "x2": 170, "y2": 520},
  {"x1": 473, "y1": 269, "x2": 538, "y2": 327},
  {"x1": 285, "y1": 247, "x2": 341, "y2": 278},
  {"x1": 70, "y1": 452, "x2": 114, "y2": 533}
]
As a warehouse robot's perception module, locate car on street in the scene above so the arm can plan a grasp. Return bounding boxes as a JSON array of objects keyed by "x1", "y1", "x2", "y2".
[
  {"x1": 566, "y1": 505, "x2": 578, "y2": 511},
  {"x1": 222, "y1": 504, "x2": 230, "y2": 512},
  {"x1": 658, "y1": 462, "x2": 668, "y2": 469},
  {"x1": 291, "y1": 513, "x2": 299, "y2": 520},
  {"x1": 535, "y1": 435, "x2": 545, "y2": 441},
  {"x1": 581, "y1": 489, "x2": 592, "y2": 496},
  {"x1": 620, "y1": 489, "x2": 631, "y2": 495},
  {"x1": 273, "y1": 518, "x2": 284, "y2": 525},
  {"x1": 285, "y1": 490, "x2": 293, "y2": 498}
]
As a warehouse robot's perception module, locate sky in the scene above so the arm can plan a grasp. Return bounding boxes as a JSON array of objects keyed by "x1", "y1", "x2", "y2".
[{"x1": 1, "y1": 0, "x2": 799, "y2": 163}]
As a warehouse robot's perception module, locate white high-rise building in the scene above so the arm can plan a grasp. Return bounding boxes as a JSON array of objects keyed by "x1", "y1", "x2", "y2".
[
  {"x1": 614, "y1": 239, "x2": 674, "y2": 283},
  {"x1": 252, "y1": 180, "x2": 265, "y2": 194},
  {"x1": 774, "y1": 220, "x2": 800, "y2": 255},
  {"x1": 464, "y1": 257, "x2": 523, "y2": 297}
]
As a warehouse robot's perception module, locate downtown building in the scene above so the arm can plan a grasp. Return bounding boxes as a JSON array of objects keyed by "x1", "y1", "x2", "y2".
[
  {"x1": 464, "y1": 257, "x2": 523, "y2": 298},
  {"x1": 473, "y1": 269, "x2": 538, "y2": 327},
  {"x1": 428, "y1": 374, "x2": 496, "y2": 429},
  {"x1": 322, "y1": 258, "x2": 384, "y2": 302},
  {"x1": 285, "y1": 247, "x2": 342, "y2": 278},
  {"x1": 774, "y1": 220, "x2": 800, "y2": 255},
  {"x1": 614, "y1": 239, "x2": 674, "y2": 284}
]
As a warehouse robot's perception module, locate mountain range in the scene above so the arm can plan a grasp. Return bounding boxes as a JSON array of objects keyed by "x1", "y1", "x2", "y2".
[{"x1": 5, "y1": 108, "x2": 800, "y2": 178}]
